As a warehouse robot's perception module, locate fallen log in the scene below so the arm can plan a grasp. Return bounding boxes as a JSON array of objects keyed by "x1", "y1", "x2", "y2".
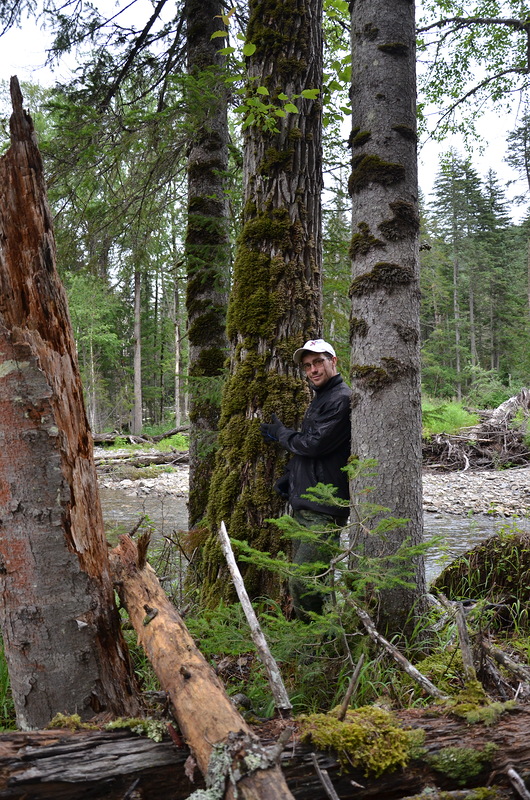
[
  {"x1": 94, "y1": 451, "x2": 189, "y2": 470},
  {"x1": 109, "y1": 533, "x2": 295, "y2": 799},
  {"x1": 92, "y1": 427, "x2": 188, "y2": 446},
  {"x1": 1, "y1": 705, "x2": 530, "y2": 798}
]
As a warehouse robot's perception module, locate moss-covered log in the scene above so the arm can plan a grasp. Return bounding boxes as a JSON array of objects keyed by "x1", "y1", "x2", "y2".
[{"x1": 1, "y1": 706, "x2": 530, "y2": 798}]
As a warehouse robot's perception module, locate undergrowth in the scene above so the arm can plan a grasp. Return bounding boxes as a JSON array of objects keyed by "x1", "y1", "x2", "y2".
[{"x1": 422, "y1": 399, "x2": 479, "y2": 437}]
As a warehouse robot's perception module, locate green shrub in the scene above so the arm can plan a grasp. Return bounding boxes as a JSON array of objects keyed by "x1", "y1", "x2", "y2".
[{"x1": 422, "y1": 399, "x2": 479, "y2": 437}]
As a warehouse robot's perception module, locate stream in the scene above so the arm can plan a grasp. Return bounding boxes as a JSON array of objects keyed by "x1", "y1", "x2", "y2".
[{"x1": 99, "y1": 487, "x2": 528, "y2": 586}]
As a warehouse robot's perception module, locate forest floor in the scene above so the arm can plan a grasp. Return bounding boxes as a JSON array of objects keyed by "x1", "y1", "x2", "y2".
[{"x1": 95, "y1": 447, "x2": 530, "y2": 520}]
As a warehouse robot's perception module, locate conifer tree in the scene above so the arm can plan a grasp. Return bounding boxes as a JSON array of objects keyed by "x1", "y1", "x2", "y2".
[{"x1": 197, "y1": 0, "x2": 324, "y2": 603}]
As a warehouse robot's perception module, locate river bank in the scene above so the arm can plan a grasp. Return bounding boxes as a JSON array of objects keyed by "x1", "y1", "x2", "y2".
[{"x1": 96, "y1": 448, "x2": 530, "y2": 520}]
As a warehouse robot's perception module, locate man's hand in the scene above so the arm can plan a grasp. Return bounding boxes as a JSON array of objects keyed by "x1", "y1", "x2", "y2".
[{"x1": 260, "y1": 412, "x2": 283, "y2": 442}]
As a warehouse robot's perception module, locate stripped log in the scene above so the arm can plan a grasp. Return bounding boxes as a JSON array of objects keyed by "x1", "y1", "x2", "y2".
[{"x1": 109, "y1": 534, "x2": 295, "y2": 799}]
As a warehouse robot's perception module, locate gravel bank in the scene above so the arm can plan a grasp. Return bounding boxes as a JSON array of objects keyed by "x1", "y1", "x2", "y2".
[
  {"x1": 423, "y1": 466, "x2": 530, "y2": 517},
  {"x1": 95, "y1": 449, "x2": 530, "y2": 519}
]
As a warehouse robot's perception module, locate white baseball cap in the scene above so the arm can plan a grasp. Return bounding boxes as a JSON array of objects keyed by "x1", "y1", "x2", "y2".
[{"x1": 293, "y1": 338, "x2": 337, "y2": 365}]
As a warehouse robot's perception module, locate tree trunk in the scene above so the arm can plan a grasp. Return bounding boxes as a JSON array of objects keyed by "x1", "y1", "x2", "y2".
[
  {"x1": 109, "y1": 534, "x2": 295, "y2": 800},
  {"x1": 0, "y1": 77, "x2": 141, "y2": 730},
  {"x1": 197, "y1": 0, "x2": 324, "y2": 604},
  {"x1": 185, "y1": 0, "x2": 230, "y2": 529},
  {"x1": 132, "y1": 268, "x2": 143, "y2": 435},
  {"x1": 348, "y1": 0, "x2": 425, "y2": 632}
]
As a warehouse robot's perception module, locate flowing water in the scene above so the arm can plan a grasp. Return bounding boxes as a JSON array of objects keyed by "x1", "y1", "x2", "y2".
[{"x1": 99, "y1": 487, "x2": 529, "y2": 585}]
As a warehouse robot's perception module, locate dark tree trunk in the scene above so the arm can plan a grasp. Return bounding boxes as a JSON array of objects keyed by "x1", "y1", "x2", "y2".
[
  {"x1": 197, "y1": 0, "x2": 324, "y2": 604},
  {"x1": 349, "y1": 0, "x2": 425, "y2": 632},
  {"x1": 0, "y1": 78, "x2": 141, "y2": 730},
  {"x1": 185, "y1": 0, "x2": 230, "y2": 529}
]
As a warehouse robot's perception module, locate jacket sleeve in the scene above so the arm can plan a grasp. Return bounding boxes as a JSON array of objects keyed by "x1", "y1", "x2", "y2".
[{"x1": 275, "y1": 394, "x2": 351, "y2": 458}]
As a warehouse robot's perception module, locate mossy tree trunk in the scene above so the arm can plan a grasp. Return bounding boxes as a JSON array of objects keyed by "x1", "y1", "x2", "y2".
[
  {"x1": 197, "y1": 0, "x2": 324, "y2": 604},
  {"x1": 185, "y1": 0, "x2": 230, "y2": 529},
  {"x1": 348, "y1": 0, "x2": 425, "y2": 633}
]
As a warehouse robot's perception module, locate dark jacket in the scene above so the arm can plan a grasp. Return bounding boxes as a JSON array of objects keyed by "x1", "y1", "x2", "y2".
[{"x1": 275, "y1": 374, "x2": 352, "y2": 521}]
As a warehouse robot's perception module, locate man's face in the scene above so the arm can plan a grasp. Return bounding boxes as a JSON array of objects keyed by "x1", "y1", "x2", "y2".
[{"x1": 301, "y1": 353, "x2": 338, "y2": 388}]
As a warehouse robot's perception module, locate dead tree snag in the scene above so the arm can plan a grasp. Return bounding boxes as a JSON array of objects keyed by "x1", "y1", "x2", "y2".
[{"x1": 0, "y1": 77, "x2": 141, "y2": 729}]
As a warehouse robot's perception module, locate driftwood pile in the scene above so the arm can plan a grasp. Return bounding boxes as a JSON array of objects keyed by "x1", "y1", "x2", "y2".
[{"x1": 422, "y1": 389, "x2": 530, "y2": 471}]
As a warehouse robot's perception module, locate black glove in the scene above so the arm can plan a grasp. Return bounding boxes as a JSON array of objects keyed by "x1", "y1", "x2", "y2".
[
  {"x1": 260, "y1": 412, "x2": 284, "y2": 442},
  {"x1": 274, "y1": 472, "x2": 290, "y2": 498}
]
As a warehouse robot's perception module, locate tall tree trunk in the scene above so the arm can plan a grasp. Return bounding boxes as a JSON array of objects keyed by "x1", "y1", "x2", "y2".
[
  {"x1": 132, "y1": 268, "x2": 143, "y2": 435},
  {"x1": 453, "y1": 248, "x2": 462, "y2": 401},
  {"x1": 349, "y1": 0, "x2": 425, "y2": 633},
  {"x1": 185, "y1": 0, "x2": 230, "y2": 529},
  {"x1": 0, "y1": 78, "x2": 141, "y2": 729},
  {"x1": 197, "y1": 0, "x2": 324, "y2": 604}
]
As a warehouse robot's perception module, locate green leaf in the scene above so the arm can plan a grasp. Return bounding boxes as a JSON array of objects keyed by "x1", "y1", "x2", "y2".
[
  {"x1": 210, "y1": 30, "x2": 228, "y2": 39},
  {"x1": 218, "y1": 46, "x2": 235, "y2": 55},
  {"x1": 275, "y1": 109, "x2": 287, "y2": 117},
  {"x1": 256, "y1": 86, "x2": 270, "y2": 95},
  {"x1": 243, "y1": 42, "x2": 257, "y2": 56},
  {"x1": 283, "y1": 102, "x2": 299, "y2": 113},
  {"x1": 301, "y1": 88, "x2": 319, "y2": 99},
  {"x1": 277, "y1": 92, "x2": 289, "y2": 101}
]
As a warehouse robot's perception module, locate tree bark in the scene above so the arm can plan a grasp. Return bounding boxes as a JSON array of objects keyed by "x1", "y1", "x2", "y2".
[
  {"x1": 109, "y1": 534, "x2": 295, "y2": 799},
  {"x1": 198, "y1": 0, "x2": 324, "y2": 604},
  {"x1": 349, "y1": 0, "x2": 425, "y2": 633},
  {"x1": 132, "y1": 268, "x2": 143, "y2": 435},
  {"x1": 185, "y1": 0, "x2": 230, "y2": 529},
  {"x1": 0, "y1": 77, "x2": 141, "y2": 730}
]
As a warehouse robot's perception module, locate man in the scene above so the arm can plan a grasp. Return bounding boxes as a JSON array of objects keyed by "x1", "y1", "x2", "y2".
[{"x1": 260, "y1": 339, "x2": 352, "y2": 619}]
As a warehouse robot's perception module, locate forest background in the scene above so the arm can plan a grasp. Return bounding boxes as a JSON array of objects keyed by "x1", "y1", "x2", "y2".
[{"x1": 2, "y1": 0, "x2": 530, "y2": 440}]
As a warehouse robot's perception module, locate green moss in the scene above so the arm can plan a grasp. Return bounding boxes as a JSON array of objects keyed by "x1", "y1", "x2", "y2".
[
  {"x1": 394, "y1": 322, "x2": 418, "y2": 344},
  {"x1": 288, "y1": 126, "x2": 303, "y2": 140},
  {"x1": 47, "y1": 713, "x2": 98, "y2": 731},
  {"x1": 348, "y1": 154, "x2": 405, "y2": 195},
  {"x1": 105, "y1": 717, "x2": 168, "y2": 742},
  {"x1": 278, "y1": 56, "x2": 307, "y2": 76},
  {"x1": 350, "y1": 129, "x2": 372, "y2": 148},
  {"x1": 378, "y1": 200, "x2": 419, "y2": 241},
  {"x1": 433, "y1": 531, "x2": 530, "y2": 604},
  {"x1": 349, "y1": 222, "x2": 385, "y2": 261},
  {"x1": 188, "y1": 195, "x2": 225, "y2": 217},
  {"x1": 188, "y1": 310, "x2": 227, "y2": 347},
  {"x1": 299, "y1": 706, "x2": 420, "y2": 777},
  {"x1": 363, "y1": 22, "x2": 379, "y2": 40},
  {"x1": 351, "y1": 358, "x2": 411, "y2": 391},
  {"x1": 350, "y1": 317, "x2": 369, "y2": 339},
  {"x1": 188, "y1": 347, "x2": 225, "y2": 377},
  {"x1": 349, "y1": 262, "x2": 414, "y2": 296},
  {"x1": 392, "y1": 124, "x2": 417, "y2": 142},
  {"x1": 258, "y1": 147, "x2": 294, "y2": 175},
  {"x1": 241, "y1": 209, "x2": 292, "y2": 248},
  {"x1": 378, "y1": 42, "x2": 409, "y2": 57},
  {"x1": 427, "y1": 743, "x2": 497, "y2": 786},
  {"x1": 247, "y1": 0, "x2": 308, "y2": 62}
]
